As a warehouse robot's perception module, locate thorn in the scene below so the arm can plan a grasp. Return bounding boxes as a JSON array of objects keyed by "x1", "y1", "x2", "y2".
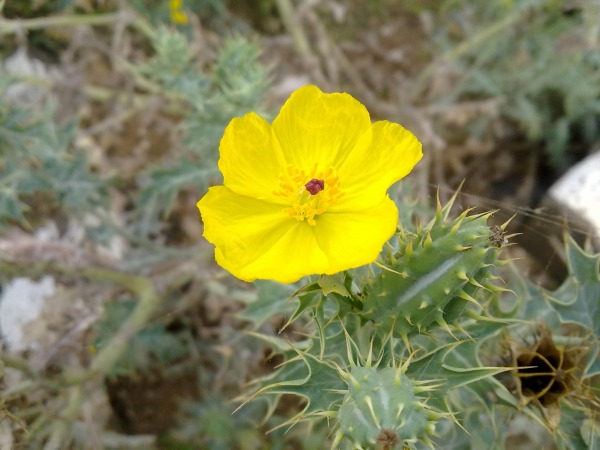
[
  {"x1": 348, "y1": 373, "x2": 360, "y2": 390},
  {"x1": 505, "y1": 232, "x2": 522, "y2": 239},
  {"x1": 423, "y1": 437, "x2": 436, "y2": 449},
  {"x1": 455, "y1": 245, "x2": 472, "y2": 251},
  {"x1": 466, "y1": 312, "x2": 509, "y2": 324},
  {"x1": 456, "y1": 290, "x2": 482, "y2": 308},
  {"x1": 399, "y1": 351, "x2": 418, "y2": 374},
  {"x1": 394, "y1": 367, "x2": 403, "y2": 386},
  {"x1": 468, "y1": 277, "x2": 486, "y2": 289},
  {"x1": 457, "y1": 270, "x2": 469, "y2": 282},
  {"x1": 400, "y1": 332, "x2": 412, "y2": 353},
  {"x1": 486, "y1": 274, "x2": 503, "y2": 281},
  {"x1": 450, "y1": 210, "x2": 469, "y2": 234},
  {"x1": 363, "y1": 396, "x2": 380, "y2": 427},
  {"x1": 473, "y1": 210, "x2": 497, "y2": 221},
  {"x1": 387, "y1": 317, "x2": 398, "y2": 368},
  {"x1": 452, "y1": 322, "x2": 473, "y2": 340},
  {"x1": 338, "y1": 319, "x2": 360, "y2": 368},
  {"x1": 394, "y1": 403, "x2": 405, "y2": 422},
  {"x1": 436, "y1": 318, "x2": 458, "y2": 340},
  {"x1": 412, "y1": 400, "x2": 431, "y2": 410},
  {"x1": 424, "y1": 231, "x2": 433, "y2": 248},
  {"x1": 374, "y1": 261, "x2": 410, "y2": 278},
  {"x1": 500, "y1": 213, "x2": 517, "y2": 231},
  {"x1": 414, "y1": 383, "x2": 443, "y2": 393},
  {"x1": 435, "y1": 187, "x2": 443, "y2": 220},
  {"x1": 405, "y1": 238, "x2": 414, "y2": 256},
  {"x1": 485, "y1": 283, "x2": 515, "y2": 294},
  {"x1": 397, "y1": 219, "x2": 406, "y2": 240},
  {"x1": 497, "y1": 257, "x2": 519, "y2": 266},
  {"x1": 365, "y1": 336, "x2": 375, "y2": 368},
  {"x1": 442, "y1": 180, "x2": 465, "y2": 221}
]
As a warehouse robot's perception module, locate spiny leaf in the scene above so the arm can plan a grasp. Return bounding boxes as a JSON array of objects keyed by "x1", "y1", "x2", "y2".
[
  {"x1": 406, "y1": 339, "x2": 508, "y2": 413},
  {"x1": 545, "y1": 237, "x2": 600, "y2": 336},
  {"x1": 248, "y1": 347, "x2": 346, "y2": 427}
]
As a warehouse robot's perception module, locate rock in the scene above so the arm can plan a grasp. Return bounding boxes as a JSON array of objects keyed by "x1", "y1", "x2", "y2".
[
  {"x1": 548, "y1": 151, "x2": 600, "y2": 251},
  {"x1": 0, "y1": 276, "x2": 55, "y2": 352}
]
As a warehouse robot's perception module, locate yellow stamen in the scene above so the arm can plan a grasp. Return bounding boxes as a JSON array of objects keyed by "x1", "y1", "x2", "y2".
[{"x1": 274, "y1": 164, "x2": 343, "y2": 225}]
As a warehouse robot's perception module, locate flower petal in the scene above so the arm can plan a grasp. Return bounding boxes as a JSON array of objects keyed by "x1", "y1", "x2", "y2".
[
  {"x1": 228, "y1": 222, "x2": 330, "y2": 283},
  {"x1": 314, "y1": 197, "x2": 399, "y2": 270},
  {"x1": 198, "y1": 185, "x2": 329, "y2": 283},
  {"x1": 218, "y1": 112, "x2": 286, "y2": 203},
  {"x1": 272, "y1": 85, "x2": 372, "y2": 172},
  {"x1": 334, "y1": 120, "x2": 423, "y2": 210}
]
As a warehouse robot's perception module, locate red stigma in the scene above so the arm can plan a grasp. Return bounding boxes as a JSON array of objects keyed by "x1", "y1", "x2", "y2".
[{"x1": 305, "y1": 178, "x2": 325, "y2": 195}]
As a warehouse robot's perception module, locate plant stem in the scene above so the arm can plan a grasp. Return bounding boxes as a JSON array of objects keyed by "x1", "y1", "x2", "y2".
[
  {"x1": 0, "y1": 9, "x2": 155, "y2": 39},
  {"x1": 42, "y1": 385, "x2": 83, "y2": 450},
  {"x1": 274, "y1": 0, "x2": 311, "y2": 60},
  {"x1": 274, "y1": 0, "x2": 327, "y2": 86},
  {"x1": 0, "y1": 260, "x2": 164, "y2": 382},
  {"x1": 0, "y1": 12, "x2": 122, "y2": 36},
  {"x1": 83, "y1": 268, "x2": 161, "y2": 375}
]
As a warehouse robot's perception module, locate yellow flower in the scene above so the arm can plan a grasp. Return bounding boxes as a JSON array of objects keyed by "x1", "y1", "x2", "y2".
[
  {"x1": 197, "y1": 85, "x2": 422, "y2": 283},
  {"x1": 169, "y1": 0, "x2": 188, "y2": 25}
]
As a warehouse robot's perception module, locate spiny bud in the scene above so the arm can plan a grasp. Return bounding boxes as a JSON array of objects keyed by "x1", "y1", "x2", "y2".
[{"x1": 335, "y1": 366, "x2": 437, "y2": 449}]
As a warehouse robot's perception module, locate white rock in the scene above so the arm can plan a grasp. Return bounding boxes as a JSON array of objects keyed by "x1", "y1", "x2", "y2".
[
  {"x1": 548, "y1": 151, "x2": 600, "y2": 250},
  {"x1": 3, "y1": 48, "x2": 54, "y2": 105},
  {"x1": 0, "y1": 276, "x2": 55, "y2": 352}
]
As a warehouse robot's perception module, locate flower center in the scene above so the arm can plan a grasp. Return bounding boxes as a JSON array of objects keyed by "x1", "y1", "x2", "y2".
[
  {"x1": 274, "y1": 164, "x2": 342, "y2": 225},
  {"x1": 305, "y1": 178, "x2": 325, "y2": 195}
]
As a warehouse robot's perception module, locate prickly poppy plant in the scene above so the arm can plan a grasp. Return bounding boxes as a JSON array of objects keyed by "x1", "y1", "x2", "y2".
[
  {"x1": 197, "y1": 85, "x2": 422, "y2": 282},
  {"x1": 199, "y1": 85, "x2": 598, "y2": 450}
]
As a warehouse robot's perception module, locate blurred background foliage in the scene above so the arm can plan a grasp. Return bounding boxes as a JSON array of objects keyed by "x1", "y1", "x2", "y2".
[{"x1": 0, "y1": 0, "x2": 598, "y2": 448}]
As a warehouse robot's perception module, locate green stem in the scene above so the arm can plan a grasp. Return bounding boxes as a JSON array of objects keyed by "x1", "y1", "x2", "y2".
[
  {"x1": 0, "y1": 9, "x2": 154, "y2": 39},
  {"x1": 274, "y1": 0, "x2": 311, "y2": 59},
  {"x1": 42, "y1": 385, "x2": 83, "y2": 450},
  {"x1": 0, "y1": 12, "x2": 122, "y2": 36},
  {"x1": 0, "y1": 260, "x2": 164, "y2": 382},
  {"x1": 274, "y1": 0, "x2": 327, "y2": 85},
  {"x1": 83, "y1": 268, "x2": 161, "y2": 375}
]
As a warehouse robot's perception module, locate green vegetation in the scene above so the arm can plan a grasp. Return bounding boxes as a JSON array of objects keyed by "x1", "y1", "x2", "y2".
[{"x1": 0, "y1": 1, "x2": 598, "y2": 448}]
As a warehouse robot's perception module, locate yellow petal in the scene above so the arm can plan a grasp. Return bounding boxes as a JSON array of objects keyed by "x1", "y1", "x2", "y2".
[
  {"x1": 272, "y1": 85, "x2": 372, "y2": 173},
  {"x1": 227, "y1": 222, "x2": 331, "y2": 283},
  {"x1": 218, "y1": 112, "x2": 286, "y2": 203},
  {"x1": 198, "y1": 186, "x2": 328, "y2": 282},
  {"x1": 334, "y1": 120, "x2": 422, "y2": 211},
  {"x1": 314, "y1": 197, "x2": 398, "y2": 270},
  {"x1": 198, "y1": 185, "x2": 286, "y2": 250}
]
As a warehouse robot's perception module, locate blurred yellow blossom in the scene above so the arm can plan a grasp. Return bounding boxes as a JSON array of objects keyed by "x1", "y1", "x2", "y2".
[
  {"x1": 169, "y1": 0, "x2": 188, "y2": 25},
  {"x1": 197, "y1": 85, "x2": 422, "y2": 283}
]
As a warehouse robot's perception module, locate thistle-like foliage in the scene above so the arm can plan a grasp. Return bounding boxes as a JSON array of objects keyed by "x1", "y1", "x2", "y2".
[
  {"x1": 240, "y1": 193, "x2": 511, "y2": 449},
  {"x1": 333, "y1": 365, "x2": 438, "y2": 449},
  {"x1": 240, "y1": 193, "x2": 600, "y2": 449},
  {"x1": 362, "y1": 193, "x2": 505, "y2": 341},
  {"x1": 481, "y1": 236, "x2": 600, "y2": 449}
]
